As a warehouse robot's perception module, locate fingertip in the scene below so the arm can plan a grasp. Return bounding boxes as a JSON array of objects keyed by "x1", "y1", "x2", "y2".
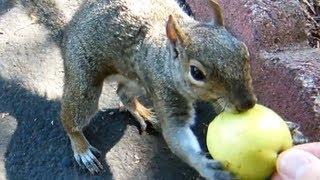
[
  {"x1": 276, "y1": 148, "x2": 320, "y2": 180},
  {"x1": 294, "y1": 142, "x2": 320, "y2": 158},
  {"x1": 271, "y1": 172, "x2": 283, "y2": 180}
]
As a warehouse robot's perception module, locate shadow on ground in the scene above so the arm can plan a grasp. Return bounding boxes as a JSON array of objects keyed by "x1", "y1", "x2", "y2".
[
  {"x1": 0, "y1": 76, "x2": 217, "y2": 179},
  {"x1": 0, "y1": 0, "x2": 14, "y2": 16}
]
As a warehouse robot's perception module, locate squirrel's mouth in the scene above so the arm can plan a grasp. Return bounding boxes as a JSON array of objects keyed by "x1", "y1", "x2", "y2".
[
  {"x1": 233, "y1": 95, "x2": 257, "y2": 112},
  {"x1": 210, "y1": 96, "x2": 237, "y2": 113}
]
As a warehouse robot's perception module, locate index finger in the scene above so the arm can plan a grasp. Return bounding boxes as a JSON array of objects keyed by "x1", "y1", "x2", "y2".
[{"x1": 294, "y1": 142, "x2": 320, "y2": 158}]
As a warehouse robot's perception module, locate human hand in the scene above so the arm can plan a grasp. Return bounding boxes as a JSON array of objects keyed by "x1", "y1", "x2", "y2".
[{"x1": 272, "y1": 142, "x2": 320, "y2": 180}]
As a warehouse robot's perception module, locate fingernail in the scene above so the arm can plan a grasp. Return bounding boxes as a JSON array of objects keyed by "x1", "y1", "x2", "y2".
[{"x1": 278, "y1": 149, "x2": 311, "y2": 180}]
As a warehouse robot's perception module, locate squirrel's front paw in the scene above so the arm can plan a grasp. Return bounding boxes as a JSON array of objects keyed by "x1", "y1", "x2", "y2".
[
  {"x1": 291, "y1": 130, "x2": 309, "y2": 145},
  {"x1": 74, "y1": 146, "x2": 103, "y2": 174},
  {"x1": 199, "y1": 158, "x2": 234, "y2": 180},
  {"x1": 286, "y1": 121, "x2": 309, "y2": 145}
]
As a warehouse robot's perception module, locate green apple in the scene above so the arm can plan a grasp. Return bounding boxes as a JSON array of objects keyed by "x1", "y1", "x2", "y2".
[{"x1": 206, "y1": 104, "x2": 293, "y2": 180}]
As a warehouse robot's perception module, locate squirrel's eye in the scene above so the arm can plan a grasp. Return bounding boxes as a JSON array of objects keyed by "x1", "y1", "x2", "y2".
[{"x1": 190, "y1": 65, "x2": 206, "y2": 81}]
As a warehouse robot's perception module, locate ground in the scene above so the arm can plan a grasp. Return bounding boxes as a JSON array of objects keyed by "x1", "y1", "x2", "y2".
[
  {"x1": 0, "y1": 1, "x2": 217, "y2": 179},
  {"x1": 0, "y1": 76, "x2": 216, "y2": 179}
]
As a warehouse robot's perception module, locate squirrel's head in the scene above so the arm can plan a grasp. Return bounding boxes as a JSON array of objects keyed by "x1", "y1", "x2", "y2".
[{"x1": 166, "y1": 0, "x2": 256, "y2": 112}]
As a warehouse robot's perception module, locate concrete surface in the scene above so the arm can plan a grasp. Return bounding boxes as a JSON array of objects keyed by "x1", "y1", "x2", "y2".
[{"x1": 0, "y1": 76, "x2": 217, "y2": 179}]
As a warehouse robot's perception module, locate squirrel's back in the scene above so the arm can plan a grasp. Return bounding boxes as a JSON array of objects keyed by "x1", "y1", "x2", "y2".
[
  {"x1": 61, "y1": 0, "x2": 193, "y2": 73},
  {"x1": 65, "y1": 0, "x2": 192, "y2": 43},
  {"x1": 76, "y1": 0, "x2": 190, "y2": 24}
]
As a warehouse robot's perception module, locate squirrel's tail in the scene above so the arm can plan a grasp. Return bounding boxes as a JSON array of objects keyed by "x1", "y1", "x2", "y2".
[{"x1": 21, "y1": 0, "x2": 67, "y2": 45}]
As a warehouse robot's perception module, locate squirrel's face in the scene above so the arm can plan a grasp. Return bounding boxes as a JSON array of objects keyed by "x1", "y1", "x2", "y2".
[
  {"x1": 186, "y1": 26, "x2": 257, "y2": 112},
  {"x1": 166, "y1": 15, "x2": 257, "y2": 112}
]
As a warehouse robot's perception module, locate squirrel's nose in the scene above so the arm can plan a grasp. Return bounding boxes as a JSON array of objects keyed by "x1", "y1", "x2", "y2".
[{"x1": 235, "y1": 96, "x2": 257, "y2": 112}]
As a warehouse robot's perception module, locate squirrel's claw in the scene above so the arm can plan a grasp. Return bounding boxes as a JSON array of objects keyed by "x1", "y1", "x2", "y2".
[
  {"x1": 285, "y1": 121, "x2": 309, "y2": 145},
  {"x1": 292, "y1": 130, "x2": 309, "y2": 145},
  {"x1": 286, "y1": 121, "x2": 300, "y2": 131},
  {"x1": 89, "y1": 145, "x2": 101, "y2": 158},
  {"x1": 198, "y1": 158, "x2": 234, "y2": 180},
  {"x1": 74, "y1": 147, "x2": 103, "y2": 174}
]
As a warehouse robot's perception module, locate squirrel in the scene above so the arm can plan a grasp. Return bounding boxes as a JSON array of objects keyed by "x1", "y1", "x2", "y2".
[{"x1": 22, "y1": 0, "x2": 258, "y2": 179}]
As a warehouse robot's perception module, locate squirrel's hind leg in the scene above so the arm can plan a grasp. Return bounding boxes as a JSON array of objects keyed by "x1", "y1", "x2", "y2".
[{"x1": 117, "y1": 80, "x2": 157, "y2": 131}]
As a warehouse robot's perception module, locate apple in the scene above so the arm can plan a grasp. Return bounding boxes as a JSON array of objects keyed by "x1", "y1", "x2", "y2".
[{"x1": 206, "y1": 104, "x2": 293, "y2": 180}]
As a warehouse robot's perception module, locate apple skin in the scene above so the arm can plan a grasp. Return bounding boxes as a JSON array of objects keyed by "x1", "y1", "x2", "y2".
[{"x1": 206, "y1": 104, "x2": 293, "y2": 180}]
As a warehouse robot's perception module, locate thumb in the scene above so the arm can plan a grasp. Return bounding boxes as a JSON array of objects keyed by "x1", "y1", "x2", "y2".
[{"x1": 275, "y1": 149, "x2": 320, "y2": 180}]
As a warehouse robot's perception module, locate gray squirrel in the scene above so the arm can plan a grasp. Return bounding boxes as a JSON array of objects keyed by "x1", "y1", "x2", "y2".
[{"x1": 22, "y1": 0, "x2": 259, "y2": 179}]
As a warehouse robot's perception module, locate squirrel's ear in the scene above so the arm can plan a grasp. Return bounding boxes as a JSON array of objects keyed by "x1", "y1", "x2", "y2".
[
  {"x1": 166, "y1": 15, "x2": 190, "y2": 46},
  {"x1": 208, "y1": 0, "x2": 224, "y2": 26}
]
